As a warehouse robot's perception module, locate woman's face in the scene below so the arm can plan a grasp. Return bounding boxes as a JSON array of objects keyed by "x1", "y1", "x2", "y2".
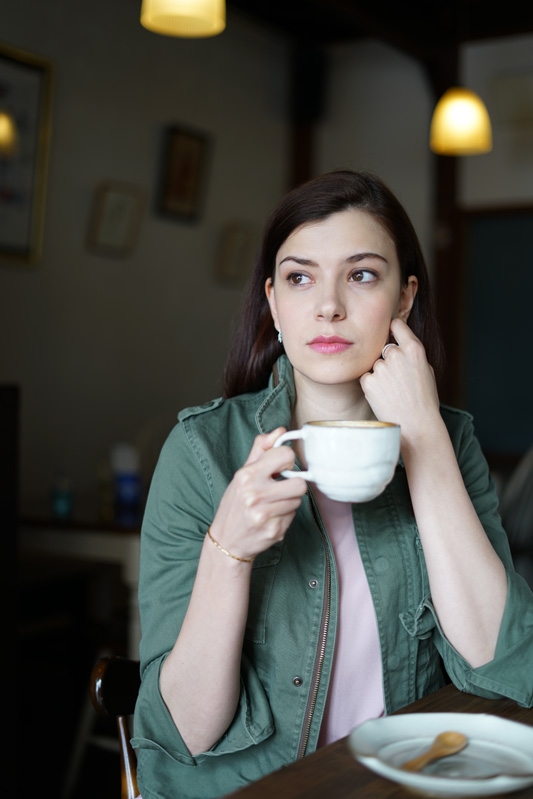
[{"x1": 265, "y1": 208, "x2": 417, "y2": 390}]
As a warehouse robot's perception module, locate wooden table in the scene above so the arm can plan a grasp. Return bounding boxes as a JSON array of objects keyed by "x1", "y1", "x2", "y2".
[{"x1": 226, "y1": 684, "x2": 533, "y2": 799}]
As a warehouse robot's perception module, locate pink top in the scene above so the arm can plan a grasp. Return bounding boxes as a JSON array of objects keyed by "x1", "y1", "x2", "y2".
[{"x1": 314, "y1": 488, "x2": 384, "y2": 747}]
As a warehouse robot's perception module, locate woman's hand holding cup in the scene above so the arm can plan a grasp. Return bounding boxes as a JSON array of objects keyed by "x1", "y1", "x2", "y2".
[{"x1": 210, "y1": 428, "x2": 307, "y2": 561}]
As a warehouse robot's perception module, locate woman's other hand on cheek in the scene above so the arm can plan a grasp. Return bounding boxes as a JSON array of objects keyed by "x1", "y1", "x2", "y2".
[{"x1": 360, "y1": 319, "x2": 441, "y2": 445}]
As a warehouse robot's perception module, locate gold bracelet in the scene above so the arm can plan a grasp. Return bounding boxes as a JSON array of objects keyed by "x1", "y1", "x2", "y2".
[{"x1": 207, "y1": 527, "x2": 255, "y2": 563}]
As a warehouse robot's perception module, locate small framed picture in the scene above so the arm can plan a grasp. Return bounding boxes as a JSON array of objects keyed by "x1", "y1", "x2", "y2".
[
  {"x1": 86, "y1": 181, "x2": 147, "y2": 257},
  {"x1": 156, "y1": 125, "x2": 210, "y2": 221},
  {"x1": 0, "y1": 43, "x2": 53, "y2": 265},
  {"x1": 214, "y1": 221, "x2": 258, "y2": 286}
]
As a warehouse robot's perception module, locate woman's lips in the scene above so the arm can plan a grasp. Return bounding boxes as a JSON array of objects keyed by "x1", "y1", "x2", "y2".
[{"x1": 308, "y1": 336, "x2": 352, "y2": 354}]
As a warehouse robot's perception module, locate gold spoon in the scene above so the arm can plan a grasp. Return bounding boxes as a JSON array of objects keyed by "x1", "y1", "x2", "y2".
[{"x1": 401, "y1": 731, "x2": 468, "y2": 772}]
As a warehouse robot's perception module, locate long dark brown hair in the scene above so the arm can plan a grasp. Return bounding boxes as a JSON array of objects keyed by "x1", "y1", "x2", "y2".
[{"x1": 223, "y1": 169, "x2": 444, "y2": 398}]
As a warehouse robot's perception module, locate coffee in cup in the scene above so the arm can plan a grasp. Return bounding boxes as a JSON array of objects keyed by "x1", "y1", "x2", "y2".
[{"x1": 273, "y1": 420, "x2": 400, "y2": 503}]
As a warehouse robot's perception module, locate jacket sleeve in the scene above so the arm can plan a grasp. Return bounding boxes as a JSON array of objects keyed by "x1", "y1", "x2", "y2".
[
  {"x1": 406, "y1": 408, "x2": 533, "y2": 707},
  {"x1": 132, "y1": 417, "x2": 274, "y2": 765}
]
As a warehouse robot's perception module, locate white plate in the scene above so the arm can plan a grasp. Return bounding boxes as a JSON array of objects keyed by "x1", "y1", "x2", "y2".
[{"x1": 348, "y1": 712, "x2": 533, "y2": 797}]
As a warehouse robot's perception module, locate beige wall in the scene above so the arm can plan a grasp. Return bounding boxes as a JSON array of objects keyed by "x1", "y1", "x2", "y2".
[
  {"x1": 1, "y1": 0, "x2": 531, "y2": 504},
  {"x1": 460, "y1": 34, "x2": 533, "y2": 207},
  {"x1": 316, "y1": 39, "x2": 434, "y2": 269},
  {"x1": 0, "y1": 0, "x2": 289, "y2": 502}
]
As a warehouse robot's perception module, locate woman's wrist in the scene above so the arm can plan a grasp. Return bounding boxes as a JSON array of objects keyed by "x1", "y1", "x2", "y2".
[{"x1": 207, "y1": 527, "x2": 255, "y2": 563}]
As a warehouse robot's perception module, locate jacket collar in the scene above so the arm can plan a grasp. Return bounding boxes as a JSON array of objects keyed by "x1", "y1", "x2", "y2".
[{"x1": 255, "y1": 355, "x2": 295, "y2": 434}]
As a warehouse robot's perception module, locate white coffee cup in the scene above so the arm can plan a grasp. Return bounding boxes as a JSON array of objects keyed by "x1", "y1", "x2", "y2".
[{"x1": 273, "y1": 420, "x2": 401, "y2": 503}]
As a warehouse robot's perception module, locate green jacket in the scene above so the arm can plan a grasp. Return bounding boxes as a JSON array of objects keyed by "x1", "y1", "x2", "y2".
[{"x1": 132, "y1": 355, "x2": 533, "y2": 799}]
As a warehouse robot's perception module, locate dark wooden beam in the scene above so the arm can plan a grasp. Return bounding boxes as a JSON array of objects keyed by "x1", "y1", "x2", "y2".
[
  {"x1": 288, "y1": 42, "x2": 327, "y2": 188},
  {"x1": 424, "y1": 47, "x2": 463, "y2": 407},
  {"x1": 290, "y1": 122, "x2": 314, "y2": 189}
]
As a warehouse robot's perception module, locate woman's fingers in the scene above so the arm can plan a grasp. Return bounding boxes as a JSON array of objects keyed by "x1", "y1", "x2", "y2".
[
  {"x1": 211, "y1": 428, "x2": 308, "y2": 557},
  {"x1": 244, "y1": 427, "x2": 286, "y2": 466},
  {"x1": 235, "y1": 446, "x2": 307, "y2": 506},
  {"x1": 389, "y1": 316, "x2": 415, "y2": 343}
]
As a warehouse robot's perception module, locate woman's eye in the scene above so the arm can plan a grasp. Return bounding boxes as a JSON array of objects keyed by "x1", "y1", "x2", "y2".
[
  {"x1": 350, "y1": 269, "x2": 377, "y2": 283},
  {"x1": 287, "y1": 272, "x2": 311, "y2": 285}
]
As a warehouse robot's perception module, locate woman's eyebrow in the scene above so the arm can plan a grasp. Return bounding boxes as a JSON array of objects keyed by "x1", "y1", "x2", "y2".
[
  {"x1": 278, "y1": 251, "x2": 389, "y2": 267},
  {"x1": 347, "y1": 251, "x2": 389, "y2": 264},
  {"x1": 278, "y1": 255, "x2": 317, "y2": 266}
]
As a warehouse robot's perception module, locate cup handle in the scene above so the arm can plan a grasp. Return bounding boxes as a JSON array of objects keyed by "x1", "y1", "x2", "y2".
[{"x1": 273, "y1": 429, "x2": 313, "y2": 480}]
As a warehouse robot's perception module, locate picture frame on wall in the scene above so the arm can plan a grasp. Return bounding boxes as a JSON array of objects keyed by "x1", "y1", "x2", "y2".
[
  {"x1": 0, "y1": 43, "x2": 53, "y2": 265},
  {"x1": 214, "y1": 221, "x2": 259, "y2": 287},
  {"x1": 86, "y1": 180, "x2": 147, "y2": 257},
  {"x1": 156, "y1": 125, "x2": 210, "y2": 222}
]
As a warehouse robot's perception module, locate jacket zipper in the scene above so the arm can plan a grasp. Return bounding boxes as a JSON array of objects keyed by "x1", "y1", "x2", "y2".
[{"x1": 297, "y1": 492, "x2": 332, "y2": 758}]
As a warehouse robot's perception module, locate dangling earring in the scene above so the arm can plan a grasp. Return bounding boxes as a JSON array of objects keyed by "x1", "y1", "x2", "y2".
[{"x1": 277, "y1": 329, "x2": 283, "y2": 344}]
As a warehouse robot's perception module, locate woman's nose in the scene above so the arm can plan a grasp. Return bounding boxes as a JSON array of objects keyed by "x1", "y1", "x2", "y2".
[{"x1": 315, "y1": 285, "x2": 346, "y2": 321}]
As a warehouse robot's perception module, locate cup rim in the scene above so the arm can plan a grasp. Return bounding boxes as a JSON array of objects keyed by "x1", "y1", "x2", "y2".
[{"x1": 306, "y1": 420, "x2": 399, "y2": 429}]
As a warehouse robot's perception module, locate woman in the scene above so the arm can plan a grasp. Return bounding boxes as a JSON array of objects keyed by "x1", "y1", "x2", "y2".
[{"x1": 132, "y1": 170, "x2": 533, "y2": 799}]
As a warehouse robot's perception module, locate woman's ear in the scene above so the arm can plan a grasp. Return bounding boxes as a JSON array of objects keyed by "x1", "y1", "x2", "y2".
[
  {"x1": 397, "y1": 275, "x2": 418, "y2": 320},
  {"x1": 265, "y1": 277, "x2": 279, "y2": 328}
]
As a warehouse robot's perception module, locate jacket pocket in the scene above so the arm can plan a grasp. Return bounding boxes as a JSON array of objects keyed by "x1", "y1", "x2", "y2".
[{"x1": 245, "y1": 543, "x2": 283, "y2": 644}]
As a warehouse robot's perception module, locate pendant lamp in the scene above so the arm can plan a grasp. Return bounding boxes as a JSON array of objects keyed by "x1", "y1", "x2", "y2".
[
  {"x1": 0, "y1": 110, "x2": 18, "y2": 157},
  {"x1": 430, "y1": 87, "x2": 492, "y2": 156},
  {"x1": 140, "y1": 0, "x2": 225, "y2": 37}
]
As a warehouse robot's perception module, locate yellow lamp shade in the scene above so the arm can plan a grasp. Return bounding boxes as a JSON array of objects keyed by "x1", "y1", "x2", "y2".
[
  {"x1": 0, "y1": 111, "x2": 18, "y2": 156},
  {"x1": 140, "y1": 0, "x2": 225, "y2": 37},
  {"x1": 430, "y1": 87, "x2": 492, "y2": 155}
]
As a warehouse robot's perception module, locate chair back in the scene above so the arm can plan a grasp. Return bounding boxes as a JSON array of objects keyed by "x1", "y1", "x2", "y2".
[{"x1": 90, "y1": 655, "x2": 141, "y2": 799}]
